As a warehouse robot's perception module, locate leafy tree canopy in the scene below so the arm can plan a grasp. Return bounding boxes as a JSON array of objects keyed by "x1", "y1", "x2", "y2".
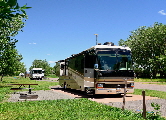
[
  {"x1": 29, "y1": 59, "x2": 53, "y2": 76},
  {"x1": 0, "y1": 0, "x2": 31, "y2": 80},
  {"x1": 123, "y1": 22, "x2": 166, "y2": 78}
]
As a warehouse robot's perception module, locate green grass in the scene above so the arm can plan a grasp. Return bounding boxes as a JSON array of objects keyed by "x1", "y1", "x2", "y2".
[
  {"x1": 1, "y1": 98, "x2": 164, "y2": 120},
  {"x1": 46, "y1": 74, "x2": 58, "y2": 78},
  {"x1": 0, "y1": 76, "x2": 58, "y2": 102},
  {"x1": 134, "y1": 89, "x2": 166, "y2": 99},
  {"x1": 135, "y1": 78, "x2": 166, "y2": 85},
  {"x1": 135, "y1": 78, "x2": 166, "y2": 82}
]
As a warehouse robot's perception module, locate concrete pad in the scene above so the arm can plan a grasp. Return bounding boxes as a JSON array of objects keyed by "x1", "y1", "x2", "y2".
[{"x1": 89, "y1": 94, "x2": 159, "y2": 103}]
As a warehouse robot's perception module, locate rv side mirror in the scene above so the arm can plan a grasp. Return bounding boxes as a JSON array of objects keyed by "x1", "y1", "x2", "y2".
[
  {"x1": 94, "y1": 64, "x2": 98, "y2": 69},
  {"x1": 61, "y1": 64, "x2": 64, "y2": 70}
]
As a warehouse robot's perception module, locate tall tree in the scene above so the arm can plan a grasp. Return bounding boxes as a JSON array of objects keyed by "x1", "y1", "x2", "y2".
[
  {"x1": 0, "y1": 0, "x2": 31, "y2": 80},
  {"x1": 125, "y1": 22, "x2": 166, "y2": 78},
  {"x1": 118, "y1": 39, "x2": 125, "y2": 46},
  {"x1": 29, "y1": 59, "x2": 52, "y2": 76}
]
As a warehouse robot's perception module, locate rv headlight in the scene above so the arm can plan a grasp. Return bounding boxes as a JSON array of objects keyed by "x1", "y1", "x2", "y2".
[
  {"x1": 130, "y1": 83, "x2": 134, "y2": 88},
  {"x1": 97, "y1": 83, "x2": 103, "y2": 88}
]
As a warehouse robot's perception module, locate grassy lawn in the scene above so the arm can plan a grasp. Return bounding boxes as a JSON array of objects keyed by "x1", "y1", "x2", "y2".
[
  {"x1": 1, "y1": 98, "x2": 164, "y2": 120},
  {"x1": 134, "y1": 89, "x2": 166, "y2": 99},
  {"x1": 0, "y1": 77, "x2": 166, "y2": 119},
  {"x1": 135, "y1": 78, "x2": 166, "y2": 83},
  {"x1": 46, "y1": 74, "x2": 58, "y2": 78}
]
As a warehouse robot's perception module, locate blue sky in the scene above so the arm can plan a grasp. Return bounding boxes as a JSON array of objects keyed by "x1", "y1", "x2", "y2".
[{"x1": 16, "y1": 0, "x2": 166, "y2": 70}]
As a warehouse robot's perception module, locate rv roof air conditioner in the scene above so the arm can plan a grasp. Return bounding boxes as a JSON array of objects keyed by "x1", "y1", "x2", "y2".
[{"x1": 103, "y1": 42, "x2": 114, "y2": 46}]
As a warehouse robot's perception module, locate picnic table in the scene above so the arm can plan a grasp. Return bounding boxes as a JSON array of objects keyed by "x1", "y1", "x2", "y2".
[{"x1": 8, "y1": 84, "x2": 38, "y2": 94}]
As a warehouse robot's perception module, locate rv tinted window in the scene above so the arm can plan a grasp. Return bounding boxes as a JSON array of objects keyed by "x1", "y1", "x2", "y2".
[{"x1": 85, "y1": 55, "x2": 95, "y2": 68}]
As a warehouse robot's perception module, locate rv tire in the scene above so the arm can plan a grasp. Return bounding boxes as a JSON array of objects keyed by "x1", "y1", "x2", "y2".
[
  {"x1": 63, "y1": 82, "x2": 67, "y2": 89},
  {"x1": 116, "y1": 93, "x2": 122, "y2": 97},
  {"x1": 85, "y1": 87, "x2": 91, "y2": 94}
]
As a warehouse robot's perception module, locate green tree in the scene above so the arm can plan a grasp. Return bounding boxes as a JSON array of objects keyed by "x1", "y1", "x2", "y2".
[
  {"x1": 0, "y1": 0, "x2": 31, "y2": 80},
  {"x1": 14, "y1": 58, "x2": 26, "y2": 76},
  {"x1": 29, "y1": 59, "x2": 52, "y2": 76},
  {"x1": 52, "y1": 64, "x2": 58, "y2": 74},
  {"x1": 118, "y1": 39, "x2": 126, "y2": 46},
  {"x1": 125, "y1": 22, "x2": 166, "y2": 78}
]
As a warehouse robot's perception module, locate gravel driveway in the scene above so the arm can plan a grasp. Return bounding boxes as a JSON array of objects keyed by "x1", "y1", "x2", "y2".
[{"x1": 135, "y1": 82, "x2": 166, "y2": 92}]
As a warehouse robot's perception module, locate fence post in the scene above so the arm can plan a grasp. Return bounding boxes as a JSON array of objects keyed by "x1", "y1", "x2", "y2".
[
  {"x1": 122, "y1": 78, "x2": 127, "y2": 110},
  {"x1": 142, "y1": 91, "x2": 146, "y2": 119}
]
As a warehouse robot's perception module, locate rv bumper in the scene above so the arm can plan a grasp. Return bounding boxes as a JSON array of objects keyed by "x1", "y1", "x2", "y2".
[{"x1": 95, "y1": 88, "x2": 134, "y2": 94}]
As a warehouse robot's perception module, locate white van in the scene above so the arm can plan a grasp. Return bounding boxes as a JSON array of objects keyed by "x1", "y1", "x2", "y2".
[{"x1": 29, "y1": 68, "x2": 44, "y2": 80}]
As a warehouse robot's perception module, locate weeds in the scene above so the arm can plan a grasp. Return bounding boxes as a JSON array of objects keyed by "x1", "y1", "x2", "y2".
[{"x1": 147, "y1": 103, "x2": 161, "y2": 119}]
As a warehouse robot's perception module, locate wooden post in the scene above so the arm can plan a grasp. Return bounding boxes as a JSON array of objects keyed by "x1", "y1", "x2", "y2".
[
  {"x1": 142, "y1": 91, "x2": 146, "y2": 119},
  {"x1": 122, "y1": 78, "x2": 127, "y2": 110}
]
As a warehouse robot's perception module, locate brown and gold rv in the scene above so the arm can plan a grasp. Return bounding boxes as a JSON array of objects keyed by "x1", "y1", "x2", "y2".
[{"x1": 56, "y1": 42, "x2": 134, "y2": 95}]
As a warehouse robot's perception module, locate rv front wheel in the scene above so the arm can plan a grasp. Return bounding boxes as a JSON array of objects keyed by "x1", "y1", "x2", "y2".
[
  {"x1": 63, "y1": 82, "x2": 67, "y2": 89},
  {"x1": 85, "y1": 87, "x2": 90, "y2": 94}
]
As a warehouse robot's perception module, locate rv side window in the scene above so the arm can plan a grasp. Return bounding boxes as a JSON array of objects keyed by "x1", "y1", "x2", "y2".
[
  {"x1": 81, "y1": 59, "x2": 84, "y2": 69},
  {"x1": 85, "y1": 55, "x2": 96, "y2": 68},
  {"x1": 75, "y1": 60, "x2": 78, "y2": 68}
]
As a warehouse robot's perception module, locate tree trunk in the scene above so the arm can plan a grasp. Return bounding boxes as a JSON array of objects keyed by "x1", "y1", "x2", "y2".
[
  {"x1": 152, "y1": 71, "x2": 157, "y2": 79},
  {"x1": 0, "y1": 74, "x2": 4, "y2": 81}
]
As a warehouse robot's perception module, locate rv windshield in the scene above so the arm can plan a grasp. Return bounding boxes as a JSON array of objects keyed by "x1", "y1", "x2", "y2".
[
  {"x1": 33, "y1": 70, "x2": 42, "y2": 74},
  {"x1": 97, "y1": 50, "x2": 133, "y2": 70}
]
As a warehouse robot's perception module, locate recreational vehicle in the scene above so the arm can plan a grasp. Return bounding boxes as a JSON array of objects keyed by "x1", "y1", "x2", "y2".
[
  {"x1": 56, "y1": 42, "x2": 134, "y2": 95},
  {"x1": 29, "y1": 68, "x2": 44, "y2": 80}
]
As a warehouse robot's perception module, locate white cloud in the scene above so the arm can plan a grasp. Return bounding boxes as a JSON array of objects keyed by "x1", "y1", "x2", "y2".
[
  {"x1": 29, "y1": 42, "x2": 37, "y2": 44},
  {"x1": 158, "y1": 10, "x2": 166, "y2": 15},
  {"x1": 48, "y1": 61, "x2": 56, "y2": 63}
]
